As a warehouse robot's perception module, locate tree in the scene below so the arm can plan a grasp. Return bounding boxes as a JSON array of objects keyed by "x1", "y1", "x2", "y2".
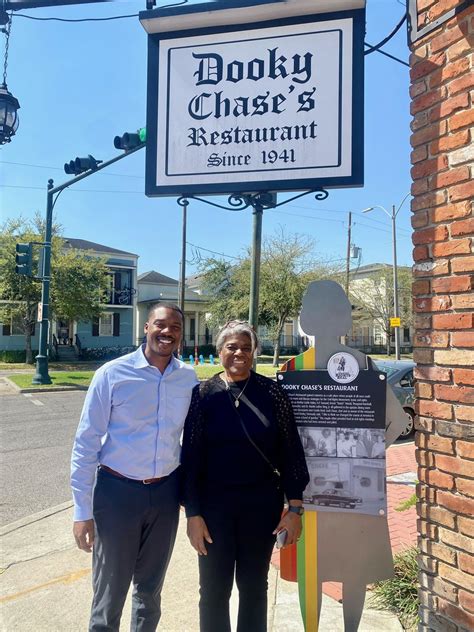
[
  {"x1": 200, "y1": 228, "x2": 341, "y2": 366},
  {"x1": 348, "y1": 266, "x2": 413, "y2": 355},
  {"x1": 0, "y1": 216, "x2": 110, "y2": 363}
]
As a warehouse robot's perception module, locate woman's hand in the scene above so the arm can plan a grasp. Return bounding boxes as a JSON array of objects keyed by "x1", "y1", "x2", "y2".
[
  {"x1": 273, "y1": 509, "x2": 302, "y2": 547},
  {"x1": 187, "y1": 515, "x2": 213, "y2": 556}
]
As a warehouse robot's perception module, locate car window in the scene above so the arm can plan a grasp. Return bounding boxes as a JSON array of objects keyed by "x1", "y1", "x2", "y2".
[
  {"x1": 399, "y1": 370, "x2": 414, "y2": 388},
  {"x1": 377, "y1": 365, "x2": 399, "y2": 378}
]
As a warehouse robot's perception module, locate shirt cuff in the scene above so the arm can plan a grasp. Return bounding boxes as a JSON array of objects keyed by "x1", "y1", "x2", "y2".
[{"x1": 73, "y1": 506, "x2": 93, "y2": 522}]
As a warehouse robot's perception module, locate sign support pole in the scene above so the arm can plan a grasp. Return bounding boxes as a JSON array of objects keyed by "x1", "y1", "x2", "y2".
[
  {"x1": 177, "y1": 189, "x2": 328, "y2": 363},
  {"x1": 248, "y1": 199, "x2": 264, "y2": 330}
]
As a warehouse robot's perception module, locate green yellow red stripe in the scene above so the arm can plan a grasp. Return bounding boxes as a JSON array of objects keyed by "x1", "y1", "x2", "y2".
[{"x1": 280, "y1": 346, "x2": 319, "y2": 630}]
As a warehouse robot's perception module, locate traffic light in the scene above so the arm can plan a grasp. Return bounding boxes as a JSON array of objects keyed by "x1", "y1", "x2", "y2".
[
  {"x1": 114, "y1": 127, "x2": 146, "y2": 151},
  {"x1": 15, "y1": 243, "x2": 33, "y2": 276},
  {"x1": 64, "y1": 154, "x2": 102, "y2": 175}
]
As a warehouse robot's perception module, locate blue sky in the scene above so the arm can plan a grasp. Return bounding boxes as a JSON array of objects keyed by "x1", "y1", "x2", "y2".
[{"x1": 1, "y1": 0, "x2": 413, "y2": 279}]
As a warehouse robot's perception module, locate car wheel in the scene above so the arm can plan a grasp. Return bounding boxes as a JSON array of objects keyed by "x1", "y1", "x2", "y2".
[{"x1": 401, "y1": 408, "x2": 415, "y2": 437}]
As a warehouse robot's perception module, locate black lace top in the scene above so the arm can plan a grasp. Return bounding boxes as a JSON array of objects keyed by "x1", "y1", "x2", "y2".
[{"x1": 181, "y1": 371, "x2": 309, "y2": 517}]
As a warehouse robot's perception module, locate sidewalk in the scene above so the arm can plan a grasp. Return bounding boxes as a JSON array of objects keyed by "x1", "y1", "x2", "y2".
[
  {"x1": 1, "y1": 504, "x2": 403, "y2": 632},
  {"x1": 1, "y1": 443, "x2": 415, "y2": 631}
]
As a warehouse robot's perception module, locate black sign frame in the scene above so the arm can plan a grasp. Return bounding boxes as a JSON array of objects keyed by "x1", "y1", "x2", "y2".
[{"x1": 145, "y1": 8, "x2": 365, "y2": 197}]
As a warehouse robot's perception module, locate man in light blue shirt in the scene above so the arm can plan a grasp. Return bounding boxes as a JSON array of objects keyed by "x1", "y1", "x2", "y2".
[{"x1": 71, "y1": 304, "x2": 198, "y2": 631}]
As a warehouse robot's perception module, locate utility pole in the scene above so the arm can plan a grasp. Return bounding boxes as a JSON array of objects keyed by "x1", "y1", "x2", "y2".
[
  {"x1": 391, "y1": 204, "x2": 400, "y2": 361},
  {"x1": 345, "y1": 211, "x2": 352, "y2": 296},
  {"x1": 363, "y1": 195, "x2": 410, "y2": 362},
  {"x1": 178, "y1": 198, "x2": 188, "y2": 356}
]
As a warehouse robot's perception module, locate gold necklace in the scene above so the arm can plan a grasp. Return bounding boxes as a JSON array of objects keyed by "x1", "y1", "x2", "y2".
[{"x1": 222, "y1": 374, "x2": 250, "y2": 408}]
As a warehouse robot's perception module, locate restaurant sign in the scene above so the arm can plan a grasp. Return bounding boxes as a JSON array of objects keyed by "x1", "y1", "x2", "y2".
[{"x1": 144, "y1": 7, "x2": 364, "y2": 196}]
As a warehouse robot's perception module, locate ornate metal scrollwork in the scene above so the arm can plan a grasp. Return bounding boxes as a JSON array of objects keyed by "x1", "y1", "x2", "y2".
[{"x1": 177, "y1": 188, "x2": 328, "y2": 212}]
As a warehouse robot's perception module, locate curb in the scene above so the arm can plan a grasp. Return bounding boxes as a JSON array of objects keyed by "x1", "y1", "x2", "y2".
[
  {"x1": 0, "y1": 501, "x2": 74, "y2": 536},
  {"x1": 1, "y1": 377, "x2": 88, "y2": 394}
]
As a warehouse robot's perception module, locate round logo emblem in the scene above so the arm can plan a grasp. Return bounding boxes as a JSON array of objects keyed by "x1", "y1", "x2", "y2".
[{"x1": 327, "y1": 352, "x2": 360, "y2": 384}]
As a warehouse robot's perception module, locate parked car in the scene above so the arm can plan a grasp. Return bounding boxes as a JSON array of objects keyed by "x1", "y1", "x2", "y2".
[
  {"x1": 310, "y1": 489, "x2": 362, "y2": 509},
  {"x1": 375, "y1": 360, "x2": 415, "y2": 438}
]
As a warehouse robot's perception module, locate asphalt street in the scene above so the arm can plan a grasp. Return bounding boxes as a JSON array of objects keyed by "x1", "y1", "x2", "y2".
[{"x1": 1, "y1": 391, "x2": 85, "y2": 526}]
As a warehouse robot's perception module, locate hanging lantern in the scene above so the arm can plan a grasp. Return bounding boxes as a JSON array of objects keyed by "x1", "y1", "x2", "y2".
[
  {"x1": 0, "y1": 83, "x2": 20, "y2": 144},
  {"x1": 0, "y1": 12, "x2": 20, "y2": 145}
]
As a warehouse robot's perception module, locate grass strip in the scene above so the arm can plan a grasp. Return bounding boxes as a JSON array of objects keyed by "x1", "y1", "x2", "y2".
[{"x1": 7, "y1": 364, "x2": 280, "y2": 389}]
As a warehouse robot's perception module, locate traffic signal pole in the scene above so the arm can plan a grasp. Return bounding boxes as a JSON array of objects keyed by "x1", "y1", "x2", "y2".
[
  {"x1": 32, "y1": 141, "x2": 145, "y2": 384},
  {"x1": 32, "y1": 180, "x2": 54, "y2": 384}
]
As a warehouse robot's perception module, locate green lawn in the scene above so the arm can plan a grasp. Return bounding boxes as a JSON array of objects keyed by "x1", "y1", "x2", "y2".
[
  {"x1": 7, "y1": 364, "x2": 281, "y2": 390},
  {"x1": 8, "y1": 371, "x2": 95, "y2": 389},
  {"x1": 5, "y1": 352, "x2": 413, "y2": 390}
]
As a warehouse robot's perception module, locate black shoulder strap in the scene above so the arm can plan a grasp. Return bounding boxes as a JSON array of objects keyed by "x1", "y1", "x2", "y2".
[
  {"x1": 227, "y1": 391, "x2": 280, "y2": 479},
  {"x1": 238, "y1": 392, "x2": 271, "y2": 428}
]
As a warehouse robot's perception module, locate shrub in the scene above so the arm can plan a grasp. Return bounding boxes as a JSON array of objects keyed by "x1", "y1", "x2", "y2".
[
  {"x1": 80, "y1": 346, "x2": 136, "y2": 361},
  {"x1": 370, "y1": 547, "x2": 419, "y2": 630},
  {"x1": 0, "y1": 350, "x2": 27, "y2": 363}
]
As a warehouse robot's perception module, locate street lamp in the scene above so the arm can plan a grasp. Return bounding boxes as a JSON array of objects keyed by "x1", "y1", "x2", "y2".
[
  {"x1": 363, "y1": 192, "x2": 410, "y2": 361},
  {"x1": 0, "y1": 12, "x2": 20, "y2": 145}
]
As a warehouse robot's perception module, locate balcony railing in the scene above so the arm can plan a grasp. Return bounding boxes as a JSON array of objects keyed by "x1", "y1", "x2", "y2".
[{"x1": 107, "y1": 287, "x2": 136, "y2": 306}]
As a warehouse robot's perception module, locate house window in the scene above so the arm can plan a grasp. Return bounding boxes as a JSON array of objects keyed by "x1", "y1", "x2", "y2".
[
  {"x1": 99, "y1": 313, "x2": 113, "y2": 336},
  {"x1": 403, "y1": 327, "x2": 411, "y2": 343},
  {"x1": 190, "y1": 318, "x2": 196, "y2": 341},
  {"x1": 11, "y1": 313, "x2": 24, "y2": 335},
  {"x1": 2, "y1": 313, "x2": 35, "y2": 336}
]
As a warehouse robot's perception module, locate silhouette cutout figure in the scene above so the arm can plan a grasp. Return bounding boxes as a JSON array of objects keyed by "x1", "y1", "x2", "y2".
[{"x1": 298, "y1": 280, "x2": 407, "y2": 631}]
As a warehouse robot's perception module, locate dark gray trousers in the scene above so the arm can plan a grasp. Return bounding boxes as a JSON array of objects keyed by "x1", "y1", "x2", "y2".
[{"x1": 89, "y1": 467, "x2": 180, "y2": 632}]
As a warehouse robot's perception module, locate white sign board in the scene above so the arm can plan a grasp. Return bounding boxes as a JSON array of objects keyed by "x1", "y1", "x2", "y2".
[{"x1": 145, "y1": 10, "x2": 364, "y2": 196}]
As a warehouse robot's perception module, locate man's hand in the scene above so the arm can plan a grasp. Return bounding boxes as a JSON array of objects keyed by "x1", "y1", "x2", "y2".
[
  {"x1": 186, "y1": 515, "x2": 213, "y2": 556},
  {"x1": 73, "y1": 519, "x2": 95, "y2": 553}
]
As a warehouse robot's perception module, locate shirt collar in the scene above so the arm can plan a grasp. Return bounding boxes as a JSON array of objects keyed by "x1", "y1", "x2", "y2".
[{"x1": 133, "y1": 344, "x2": 179, "y2": 375}]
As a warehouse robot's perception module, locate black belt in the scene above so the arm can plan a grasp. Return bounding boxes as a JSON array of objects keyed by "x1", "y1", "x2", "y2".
[{"x1": 99, "y1": 464, "x2": 168, "y2": 485}]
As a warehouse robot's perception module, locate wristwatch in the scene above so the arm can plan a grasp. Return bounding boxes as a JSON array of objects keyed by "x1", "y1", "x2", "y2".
[{"x1": 288, "y1": 505, "x2": 305, "y2": 516}]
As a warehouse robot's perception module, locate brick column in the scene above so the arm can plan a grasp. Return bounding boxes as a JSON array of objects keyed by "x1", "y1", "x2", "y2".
[{"x1": 409, "y1": 2, "x2": 473, "y2": 630}]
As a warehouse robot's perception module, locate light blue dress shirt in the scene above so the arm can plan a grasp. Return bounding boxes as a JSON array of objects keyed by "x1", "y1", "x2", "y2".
[{"x1": 71, "y1": 345, "x2": 198, "y2": 521}]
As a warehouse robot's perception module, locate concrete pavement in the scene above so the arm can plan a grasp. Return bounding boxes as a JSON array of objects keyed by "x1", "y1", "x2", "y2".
[{"x1": 1, "y1": 502, "x2": 403, "y2": 631}]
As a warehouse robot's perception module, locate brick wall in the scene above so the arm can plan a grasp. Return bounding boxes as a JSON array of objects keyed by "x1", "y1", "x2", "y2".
[{"x1": 409, "y1": 1, "x2": 474, "y2": 630}]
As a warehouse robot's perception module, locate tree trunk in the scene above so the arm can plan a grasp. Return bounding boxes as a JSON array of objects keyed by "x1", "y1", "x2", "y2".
[
  {"x1": 385, "y1": 331, "x2": 391, "y2": 357},
  {"x1": 273, "y1": 336, "x2": 282, "y2": 367},
  {"x1": 25, "y1": 329, "x2": 33, "y2": 364},
  {"x1": 272, "y1": 316, "x2": 288, "y2": 367}
]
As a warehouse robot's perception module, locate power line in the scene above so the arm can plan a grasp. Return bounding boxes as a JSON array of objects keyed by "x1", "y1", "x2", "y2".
[
  {"x1": 0, "y1": 160, "x2": 144, "y2": 179},
  {"x1": 12, "y1": 4, "x2": 409, "y2": 69},
  {"x1": 268, "y1": 207, "x2": 411, "y2": 238},
  {"x1": 2, "y1": 184, "x2": 143, "y2": 193},
  {"x1": 286, "y1": 203, "x2": 412, "y2": 234},
  {"x1": 268, "y1": 208, "x2": 345, "y2": 225},
  {"x1": 14, "y1": 11, "x2": 138, "y2": 21},
  {"x1": 268, "y1": 207, "x2": 411, "y2": 240}
]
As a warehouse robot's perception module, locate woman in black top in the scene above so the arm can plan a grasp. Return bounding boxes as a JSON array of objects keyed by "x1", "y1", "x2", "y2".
[{"x1": 181, "y1": 320, "x2": 309, "y2": 632}]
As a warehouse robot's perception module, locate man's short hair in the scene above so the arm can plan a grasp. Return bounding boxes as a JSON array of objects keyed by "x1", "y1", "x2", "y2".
[{"x1": 147, "y1": 302, "x2": 184, "y2": 324}]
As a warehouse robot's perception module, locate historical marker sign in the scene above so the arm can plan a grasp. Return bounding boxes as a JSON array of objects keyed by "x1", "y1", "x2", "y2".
[
  {"x1": 143, "y1": 6, "x2": 365, "y2": 196},
  {"x1": 278, "y1": 368, "x2": 388, "y2": 516}
]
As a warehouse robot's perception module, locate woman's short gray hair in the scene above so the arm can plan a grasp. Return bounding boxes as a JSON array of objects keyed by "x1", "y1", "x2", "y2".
[{"x1": 216, "y1": 320, "x2": 260, "y2": 357}]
